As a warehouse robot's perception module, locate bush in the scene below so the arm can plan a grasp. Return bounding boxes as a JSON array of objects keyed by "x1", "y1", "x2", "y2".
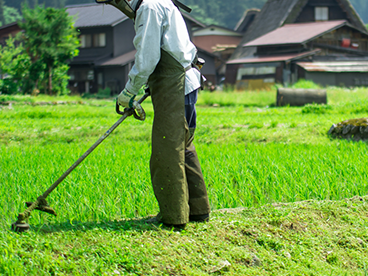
[
  {"x1": 302, "y1": 104, "x2": 332, "y2": 114},
  {"x1": 291, "y1": 79, "x2": 322, "y2": 89},
  {"x1": 97, "y1": 87, "x2": 111, "y2": 97},
  {"x1": 0, "y1": 78, "x2": 19, "y2": 94}
]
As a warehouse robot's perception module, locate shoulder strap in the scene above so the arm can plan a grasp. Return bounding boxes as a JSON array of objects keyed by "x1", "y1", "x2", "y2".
[
  {"x1": 135, "y1": 0, "x2": 191, "y2": 13},
  {"x1": 135, "y1": 0, "x2": 144, "y2": 12},
  {"x1": 172, "y1": 0, "x2": 192, "y2": 13}
]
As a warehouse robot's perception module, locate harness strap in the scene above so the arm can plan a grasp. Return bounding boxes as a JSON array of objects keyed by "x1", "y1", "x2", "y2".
[
  {"x1": 134, "y1": 0, "x2": 143, "y2": 18},
  {"x1": 172, "y1": 0, "x2": 192, "y2": 13},
  {"x1": 135, "y1": 0, "x2": 191, "y2": 15}
]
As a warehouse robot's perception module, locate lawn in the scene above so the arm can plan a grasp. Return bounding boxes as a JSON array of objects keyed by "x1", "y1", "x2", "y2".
[{"x1": 1, "y1": 87, "x2": 368, "y2": 275}]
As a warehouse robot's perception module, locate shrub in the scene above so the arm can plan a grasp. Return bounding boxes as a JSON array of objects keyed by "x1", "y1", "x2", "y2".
[
  {"x1": 291, "y1": 79, "x2": 322, "y2": 89},
  {"x1": 302, "y1": 104, "x2": 332, "y2": 114},
  {"x1": 0, "y1": 78, "x2": 19, "y2": 94},
  {"x1": 97, "y1": 87, "x2": 112, "y2": 97}
]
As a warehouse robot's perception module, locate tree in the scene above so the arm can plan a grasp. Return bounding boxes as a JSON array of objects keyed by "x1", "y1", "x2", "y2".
[
  {"x1": 0, "y1": 37, "x2": 31, "y2": 94},
  {"x1": 19, "y1": 5, "x2": 79, "y2": 94},
  {"x1": 0, "y1": 0, "x2": 4, "y2": 26},
  {"x1": 3, "y1": 6, "x2": 22, "y2": 25},
  {"x1": 181, "y1": 0, "x2": 267, "y2": 29},
  {"x1": 2, "y1": 0, "x2": 368, "y2": 27},
  {"x1": 350, "y1": 0, "x2": 368, "y2": 23}
]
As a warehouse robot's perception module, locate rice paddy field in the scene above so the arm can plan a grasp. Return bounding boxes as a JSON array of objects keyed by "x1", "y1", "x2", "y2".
[{"x1": 2, "y1": 87, "x2": 368, "y2": 275}]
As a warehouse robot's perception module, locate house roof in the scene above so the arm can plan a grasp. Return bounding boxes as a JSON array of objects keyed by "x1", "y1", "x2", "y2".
[
  {"x1": 0, "y1": 22, "x2": 19, "y2": 31},
  {"x1": 66, "y1": 3, "x2": 129, "y2": 28},
  {"x1": 234, "y1": 9, "x2": 260, "y2": 33},
  {"x1": 99, "y1": 50, "x2": 136, "y2": 66},
  {"x1": 231, "y1": 0, "x2": 300, "y2": 59},
  {"x1": 297, "y1": 61, "x2": 368, "y2": 72},
  {"x1": 182, "y1": 13, "x2": 206, "y2": 29},
  {"x1": 244, "y1": 20, "x2": 348, "y2": 47},
  {"x1": 193, "y1": 25, "x2": 242, "y2": 37},
  {"x1": 231, "y1": 0, "x2": 367, "y2": 60},
  {"x1": 283, "y1": 0, "x2": 366, "y2": 32},
  {"x1": 66, "y1": 3, "x2": 205, "y2": 29},
  {"x1": 227, "y1": 49, "x2": 320, "y2": 64}
]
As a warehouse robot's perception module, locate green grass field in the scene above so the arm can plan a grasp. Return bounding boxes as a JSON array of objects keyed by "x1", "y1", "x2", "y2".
[{"x1": 1, "y1": 87, "x2": 368, "y2": 275}]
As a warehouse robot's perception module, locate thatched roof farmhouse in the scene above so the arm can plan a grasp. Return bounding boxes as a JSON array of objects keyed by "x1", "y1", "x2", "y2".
[{"x1": 226, "y1": 0, "x2": 368, "y2": 90}]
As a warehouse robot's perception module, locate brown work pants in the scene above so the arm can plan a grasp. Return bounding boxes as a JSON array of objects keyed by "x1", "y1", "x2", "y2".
[{"x1": 148, "y1": 50, "x2": 210, "y2": 225}]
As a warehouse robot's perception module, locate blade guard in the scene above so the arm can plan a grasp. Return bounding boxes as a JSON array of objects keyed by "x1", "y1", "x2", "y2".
[{"x1": 26, "y1": 202, "x2": 57, "y2": 216}]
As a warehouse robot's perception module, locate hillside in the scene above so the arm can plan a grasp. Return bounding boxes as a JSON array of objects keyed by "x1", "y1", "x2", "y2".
[{"x1": 2, "y1": 0, "x2": 367, "y2": 29}]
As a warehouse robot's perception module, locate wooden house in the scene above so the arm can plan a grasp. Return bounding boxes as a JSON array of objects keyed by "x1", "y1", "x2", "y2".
[
  {"x1": 192, "y1": 25, "x2": 243, "y2": 84},
  {"x1": 234, "y1": 9, "x2": 260, "y2": 34},
  {"x1": 192, "y1": 25, "x2": 243, "y2": 54},
  {"x1": 66, "y1": 3, "x2": 209, "y2": 94},
  {"x1": 0, "y1": 22, "x2": 21, "y2": 47},
  {"x1": 226, "y1": 0, "x2": 368, "y2": 90},
  {"x1": 0, "y1": 22, "x2": 22, "y2": 80}
]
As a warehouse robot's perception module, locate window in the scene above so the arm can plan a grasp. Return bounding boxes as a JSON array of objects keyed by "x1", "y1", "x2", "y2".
[
  {"x1": 237, "y1": 67, "x2": 276, "y2": 80},
  {"x1": 87, "y1": 70, "x2": 94, "y2": 80},
  {"x1": 80, "y1": 33, "x2": 106, "y2": 48},
  {"x1": 80, "y1": 34, "x2": 92, "y2": 48},
  {"x1": 94, "y1": 33, "x2": 106, "y2": 47},
  {"x1": 315, "y1": 7, "x2": 329, "y2": 21},
  {"x1": 97, "y1": 72, "x2": 103, "y2": 85}
]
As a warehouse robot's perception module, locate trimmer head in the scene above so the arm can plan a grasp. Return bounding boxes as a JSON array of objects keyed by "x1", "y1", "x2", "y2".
[
  {"x1": 11, "y1": 222, "x2": 30, "y2": 233},
  {"x1": 11, "y1": 200, "x2": 57, "y2": 233}
]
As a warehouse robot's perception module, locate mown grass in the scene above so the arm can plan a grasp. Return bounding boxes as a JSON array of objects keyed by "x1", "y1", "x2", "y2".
[
  {"x1": 1, "y1": 87, "x2": 368, "y2": 275},
  {"x1": 2, "y1": 197, "x2": 368, "y2": 275}
]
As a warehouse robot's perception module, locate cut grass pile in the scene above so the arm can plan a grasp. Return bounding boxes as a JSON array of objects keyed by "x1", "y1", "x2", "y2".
[{"x1": 1, "y1": 87, "x2": 368, "y2": 275}]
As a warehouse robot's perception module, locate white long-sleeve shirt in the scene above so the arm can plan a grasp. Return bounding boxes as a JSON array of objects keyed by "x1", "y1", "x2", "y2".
[{"x1": 125, "y1": 0, "x2": 201, "y2": 95}]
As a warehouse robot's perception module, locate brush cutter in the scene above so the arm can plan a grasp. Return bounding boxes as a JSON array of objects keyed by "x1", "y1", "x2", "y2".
[{"x1": 11, "y1": 90, "x2": 150, "y2": 233}]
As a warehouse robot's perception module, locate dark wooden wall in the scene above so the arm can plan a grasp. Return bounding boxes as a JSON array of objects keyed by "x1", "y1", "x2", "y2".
[
  {"x1": 310, "y1": 26, "x2": 368, "y2": 53},
  {"x1": 0, "y1": 24, "x2": 21, "y2": 47}
]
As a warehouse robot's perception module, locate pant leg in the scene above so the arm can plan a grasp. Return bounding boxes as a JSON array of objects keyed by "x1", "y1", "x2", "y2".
[
  {"x1": 185, "y1": 128, "x2": 211, "y2": 215},
  {"x1": 148, "y1": 51, "x2": 189, "y2": 225},
  {"x1": 184, "y1": 91, "x2": 211, "y2": 216}
]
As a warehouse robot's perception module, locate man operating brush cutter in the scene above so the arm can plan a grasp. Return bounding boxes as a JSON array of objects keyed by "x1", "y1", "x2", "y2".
[{"x1": 96, "y1": 0, "x2": 210, "y2": 228}]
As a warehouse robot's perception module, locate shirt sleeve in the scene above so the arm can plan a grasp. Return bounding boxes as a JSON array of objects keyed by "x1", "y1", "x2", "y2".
[{"x1": 125, "y1": 5, "x2": 163, "y2": 95}]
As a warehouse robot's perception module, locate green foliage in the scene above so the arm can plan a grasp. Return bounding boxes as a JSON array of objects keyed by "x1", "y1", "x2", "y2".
[
  {"x1": 290, "y1": 79, "x2": 322, "y2": 89},
  {"x1": 2, "y1": 0, "x2": 368, "y2": 29},
  {"x1": 0, "y1": 0, "x2": 4, "y2": 26},
  {"x1": 48, "y1": 63, "x2": 71, "y2": 95},
  {"x1": 181, "y1": 0, "x2": 267, "y2": 29},
  {"x1": 2, "y1": 90, "x2": 368, "y2": 274},
  {"x1": 350, "y1": 0, "x2": 368, "y2": 24},
  {"x1": 83, "y1": 87, "x2": 112, "y2": 99},
  {"x1": 2, "y1": 5, "x2": 22, "y2": 25},
  {"x1": 97, "y1": 87, "x2": 111, "y2": 97},
  {"x1": 19, "y1": 5, "x2": 79, "y2": 95},
  {"x1": 0, "y1": 37, "x2": 31, "y2": 94},
  {"x1": 302, "y1": 104, "x2": 333, "y2": 114},
  {"x1": 0, "y1": 5, "x2": 79, "y2": 95}
]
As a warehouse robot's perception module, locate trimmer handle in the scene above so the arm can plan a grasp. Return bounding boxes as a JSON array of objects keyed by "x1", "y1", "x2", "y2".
[{"x1": 116, "y1": 88, "x2": 151, "y2": 120}]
